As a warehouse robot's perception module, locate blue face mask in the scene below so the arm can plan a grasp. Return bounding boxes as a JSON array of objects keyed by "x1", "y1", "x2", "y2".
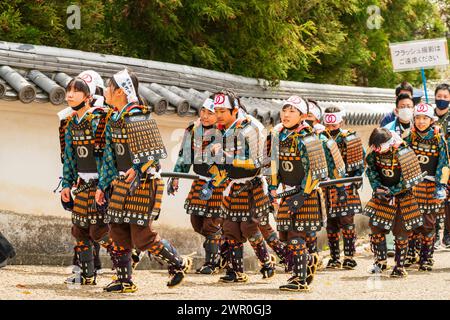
[{"x1": 435, "y1": 99, "x2": 450, "y2": 110}]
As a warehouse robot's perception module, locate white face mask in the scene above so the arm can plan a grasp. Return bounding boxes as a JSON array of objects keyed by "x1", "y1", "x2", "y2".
[{"x1": 398, "y1": 108, "x2": 413, "y2": 122}]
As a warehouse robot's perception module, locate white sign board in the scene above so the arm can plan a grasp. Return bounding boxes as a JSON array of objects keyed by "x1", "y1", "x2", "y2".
[{"x1": 389, "y1": 38, "x2": 449, "y2": 72}]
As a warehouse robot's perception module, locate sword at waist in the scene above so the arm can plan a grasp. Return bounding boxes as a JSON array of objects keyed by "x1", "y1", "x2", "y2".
[
  {"x1": 319, "y1": 176, "x2": 363, "y2": 188},
  {"x1": 276, "y1": 176, "x2": 364, "y2": 198},
  {"x1": 231, "y1": 176, "x2": 262, "y2": 197},
  {"x1": 160, "y1": 172, "x2": 202, "y2": 180},
  {"x1": 73, "y1": 179, "x2": 98, "y2": 195}
]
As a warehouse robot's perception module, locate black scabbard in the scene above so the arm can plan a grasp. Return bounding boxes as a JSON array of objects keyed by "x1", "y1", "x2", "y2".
[
  {"x1": 160, "y1": 172, "x2": 201, "y2": 180},
  {"x1": 276, "y1": 176, "x2": 364, "y2": 199}
]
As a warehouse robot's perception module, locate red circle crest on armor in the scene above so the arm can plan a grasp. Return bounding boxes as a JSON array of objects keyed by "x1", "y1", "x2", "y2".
[
  {"x1": 80, "y1": 74, "x2": 93, "y2": 83},
  {"x1": 214, "y1": 94, "x2": 225, "y2": 105},
  {"x1": 417, "y1": 104, "x2": 428, "y2": 112},
  {"x1": 325, "y1": 114, "x2": 337, "y2": 123}
]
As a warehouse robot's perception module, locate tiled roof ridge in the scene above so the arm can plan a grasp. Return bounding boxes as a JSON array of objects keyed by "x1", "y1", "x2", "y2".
[
  {"x1": 0, "y1": 41, "x2": 407, "y2": 126},
  {"x1": 0, "y1": 41, "x2": 401, "y2": 102}
]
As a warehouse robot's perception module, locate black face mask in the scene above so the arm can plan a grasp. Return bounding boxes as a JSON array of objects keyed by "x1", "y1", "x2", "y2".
[
  {"x1": 305, "y1": 120, "x2": 314, "y2": 127},
  {"x1": 71, "y1": 101, "x2": 86, "y2": 111},
  {"x1": 435, "y1": 100, "x2": 450, "y2": 110},
  {"x1": 328, "y1": 128, "x2": 340, "y2": 136}
]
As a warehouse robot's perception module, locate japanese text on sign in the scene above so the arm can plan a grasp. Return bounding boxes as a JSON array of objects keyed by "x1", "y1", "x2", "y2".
[{"x1": 389, "y1": 38, "x2": 449, "y2": 72}]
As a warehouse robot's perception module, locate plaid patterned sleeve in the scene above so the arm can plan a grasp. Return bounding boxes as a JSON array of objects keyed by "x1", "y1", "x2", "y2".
[
  {"x1": 174, "y1": 154, "x2": 191, "y2": 173},
  {"x1": 365, "y1": 151, "x2": 382, "y2": 191},
  {"x1": 98, "y1": 123, "x2": 118, "y2": 191},
  {"x1": 435, "y1": 135, "x2": 449, "y2": 186},
  {"x1": 62, "y1": 121, "x2": 78, "y2": 189},
  {"x1": 403, "y1": 133, "x2": 412, "y2": 146},
  {"x1": 173, "y1": 127, "x2": 193, "y2": 173}
]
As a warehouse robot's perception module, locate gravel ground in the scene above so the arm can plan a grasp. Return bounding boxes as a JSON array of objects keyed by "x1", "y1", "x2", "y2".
[{"x1": 1, "y1": 245, "x2": 450, "y2": 300}]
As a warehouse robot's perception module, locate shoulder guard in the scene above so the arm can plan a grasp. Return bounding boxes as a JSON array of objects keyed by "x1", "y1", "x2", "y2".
[
  {"x1": 121, "y1": 104, "x2": 147, "y2": 119},
  {"x1": 186, "y1": 121, "x2": 196, "y2": 132},
  {"x1": 341, "y1": 129, "x2": 356, "y2": 137},
  {"x1": 58, "y1": 117, "x2": 72, "y2": 164},
  {"x1": 273, "y1": 123, "x2": 284, "y2": 133},
  {"x1": 397, "y1": 146, "x2": 425, "y2": 189},
  {"x1": 236, "y1": 117, "x2": 251, "y2": 129}
]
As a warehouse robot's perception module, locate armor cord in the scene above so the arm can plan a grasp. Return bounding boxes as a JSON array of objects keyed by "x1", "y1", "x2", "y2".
[{"x1": 53, "y1": 177, "x2": 64, "y2": 193}]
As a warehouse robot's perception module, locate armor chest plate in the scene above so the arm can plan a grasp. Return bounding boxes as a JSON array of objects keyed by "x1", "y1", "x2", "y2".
[
  {"x1": 187, "y1": 126, "x2": 220, "y2": 177},
  {"x1": 222, "y1": 130, "x2": 259, "y2": 179},
  {"x1": 278, "y1": 135, "x2": 305, "y2": 186},
  {"x1": 410, "y1": 135, "x2": 439, "y2": 176},
  {"x1": 71, "y1": 120, "x2": 97, "y2": 173},
  {"x1": 375, "y1": 152, "x2": 402, "y2": 187}
]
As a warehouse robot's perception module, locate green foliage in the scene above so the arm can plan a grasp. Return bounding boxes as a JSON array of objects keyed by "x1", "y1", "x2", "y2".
[{"x1": 0, "y1": 0, "x2": 447, "y2": 88}]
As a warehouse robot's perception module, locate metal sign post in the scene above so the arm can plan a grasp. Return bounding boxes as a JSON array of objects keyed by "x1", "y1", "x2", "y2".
[{"x1": 421, "y1": 68, "x2": 429, "y2": 103}]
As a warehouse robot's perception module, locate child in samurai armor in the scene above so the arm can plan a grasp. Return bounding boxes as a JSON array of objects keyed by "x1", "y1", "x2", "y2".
[
  {"x1": 59, "y1": 70, "x2": 115, "y2": 285},
  {"x1": 95, "y1": 69, "x2": 191, "y2": 293},
  {"x1": 404, "y1": 103, "x2": 449, "y2": 271},
  {"x1": 434, "y1": 83, "x2": 450, "y2": 248},
  {"x1": 304, "y1": 100, "x2": 346, "y2": 269},
  {"x1": 168, "y1": 98, "x2": 226, "y2": 274},
  {"x1": 210, "y1": 90, "x2": 275, "y2": 283},
  {"x1": 384, "y1": 93, "x2": 416, "y2": 257},
  {"x1": 269, "y1": 96, "x2": 332, "y2": 292},
  {"x1": 322, "y1": 105, "x2": 365, "y2": 270},
  {"x1": 365, "y1": 128, "x2": 424, "y2": 277},
  {"x1": 253, "y1": 127, "x2": 294, "y2": 271}
]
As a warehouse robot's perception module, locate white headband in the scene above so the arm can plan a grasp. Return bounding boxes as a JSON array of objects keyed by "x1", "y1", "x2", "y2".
[
  {"x1": 202, "y1": 98, "x2": 215, "y2": 113},
  {"x1": 374, "y1": 136, "x2": 394, "y2": 153},
  {"x1": 323, "y1": 111, "x2": 345, "y2": 125},
  {"x1": 308, "y1": 103, "x2": 322, "y2": 120},
  {"x1": 414, "y1": 103, "x2": 437, "y2": 121},
  {"x1": 78, "y1": 70, "x2": 104, "y2": 94},
  {"x1": 113, "y1": 69, "x2": 138, "y2": 103},
  {"x1": 78, "y1": 70, "x2": 105, "y2": 107},
  {"x1": 372, "y1": 131, "x2": 403, "y2": 152},
  {"x1": 282, "y1": 95, "x2": 308, "y2": 114},
  {"x1": 213, "y1": 94, "x2": 236, "y2": 109}
]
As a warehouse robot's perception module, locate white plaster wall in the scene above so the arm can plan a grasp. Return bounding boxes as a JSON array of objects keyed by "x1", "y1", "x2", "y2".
[{"x1": 0, "y1": 101, "x2": 194, "y2": 227}]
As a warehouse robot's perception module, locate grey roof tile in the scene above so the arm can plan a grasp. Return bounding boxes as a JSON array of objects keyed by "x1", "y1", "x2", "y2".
[
  {"x1": 0, "y1": 40, "x2": 408, "y2": 125},
  {"x1": 138, "y1": 85, "x2": 168, "y2": 115}
]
